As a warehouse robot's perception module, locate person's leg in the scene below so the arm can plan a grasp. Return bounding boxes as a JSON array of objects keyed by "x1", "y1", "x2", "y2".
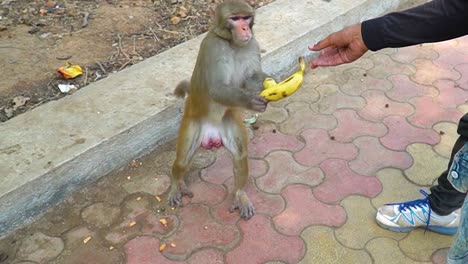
[
  {"x1": 429, "y1": 136, "x2": 467, "y2": 215},
  {"x1": 447, "y1": 201, "x2": 468, "y2": 263},
  {"x1": 375, "y1": 116, "x2": 468, "y2": 235},
  {"x1": 446, "y1": 143, "x2": 468, "y2": 263}
]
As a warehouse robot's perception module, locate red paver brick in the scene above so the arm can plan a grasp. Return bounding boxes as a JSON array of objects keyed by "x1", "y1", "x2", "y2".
[
  {"x1": 311, "y1": 84, "x2": 365, "y2": 114},
  {"x1": 81, "y1": 202, "x2": 121, "y2": 228},
  {"x1": 272, "y1": 81, "x2": 320, "y2": 107},
  {"x1": 16, "y1": 232, "x2": 64, "y2": 263},
  {"x1": 201, "y1": 149, "x2": 268, "y2": 185},
  {"x1": 408, "y1": 97, "x2": 462, "y2": 128},
  {"x1": 313, "y1": 159, "x2": 382, "y2": 204},
  {"x1": 257, "y1": 151, "x2": 323, "y2": 193},
  {"x1": 186, "y1": 176, "x2": 227, "y2": 206},
  {"x1": 60, "y1": 228, "x2": 120, "y2": 263},
  {"x1": 273, "y1": 185, "x2": 346, "y2": 236},
  {"x1": 63, "y1": 226, "x2": 97, "y2": 248},
  {"x1": 294, "y1": 128, "x2": 358, "y2": 167},
  {"x1": 140, "y1": 214, "x2": 179, "y2": 237},
  {"x1": 122, "y1": 173, "x2": 171, "y2": 196},
  {"x1": 213, "y1": 179, "x2": 285, "y2": 224},
  {"x1": 187, "y1": 248, "x2": 224, "y2": 264},
  {"x1": 105, "y1": 196, "x2": 177, "y2": 244},
  {"x1": 434, "y1": 79, "x2": 468, "y2": 108},
  {"x1": 225, "y1": 214, "x2": 305, "y2": 264},
  {"x1": 330, "y1": 109, "x2": 387, "y2": 142},
  {"x1": 349, "y1": 136, "x2": 413, "y2": 176},
  {"x1": 164, "y1": 204, "x2": 239, "y2": 259},
  {"x1": 340, "y1": 69, "x2": 393, "y2": 96},
  {"x1": 358, "y1": 90, "x2": 414, "y2": 122},
  {"x1": 105, "y1": 228, "x2": 140, "y2": 245},
  {"x1": 411, "y1": 58, "x2": 460, "y2": 86},
  {"x1": 455, "y1": 64, "x2": 468, "y2": 90},
  {"x1": 390, "y1": 44, "x2": 438, "y2": 64},
  {"x1": 125, "y1": 236, "x2": 182, "y2": 264},
  {"x1": 386, "y1": 74, "x2": 438, "y2": 102},
  {"x1": 59, "y1": 245, "x2": 122, "y2": 264},
  {"x1": 453, "y1": 36, "x2": 468, "y2": 54},
  {"x1": 381, "y1": 115, "x2": 440, "y2": 151},
  {"x1": 368, "y1": 53, "x2": 415, "y2": 78},
  {"x1": 249, "y1": 124, "x2": 304, "y2": 158},
  {"x1": 433, "y1": 46, "x2": 468, "y2": 67},
  {"x1": 280, "y1": 102, "x2": 337, "y2": 135},
  {"x1": 431, "y1": 249, "x2": 449, "y2": 264}
]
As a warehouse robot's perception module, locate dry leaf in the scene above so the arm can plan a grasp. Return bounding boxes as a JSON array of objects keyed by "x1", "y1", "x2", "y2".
[
  {"x1": 11, "y1": 96, "x2": 30, "y2": 111},
  {"x1": 160, "y1": 218, "x2": 168, "y2": 226},
  {"x1": 178, "y1": 10, "x2": 187, "y2": 18},
  {"x1": 45, "y1": 1, "x2": 57, "y2": 8},
  {"x1": 170, "y1": 16, "x2": 181, "y2": 25}
]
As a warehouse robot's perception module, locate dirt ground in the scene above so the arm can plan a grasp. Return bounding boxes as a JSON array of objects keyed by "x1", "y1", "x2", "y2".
[{"x1": 0, "y1": 0, "x2": 271, "y2": 122}]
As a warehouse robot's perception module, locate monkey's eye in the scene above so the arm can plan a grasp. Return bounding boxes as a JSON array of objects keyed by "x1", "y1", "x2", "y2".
[{"x1": 230, "y1": 16, "x2": 252, "y2": 22}]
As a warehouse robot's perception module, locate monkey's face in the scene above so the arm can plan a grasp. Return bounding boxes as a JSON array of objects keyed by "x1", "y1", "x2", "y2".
[{"x1": 227, "y1": 15, "x2": 253, "y2": 47}]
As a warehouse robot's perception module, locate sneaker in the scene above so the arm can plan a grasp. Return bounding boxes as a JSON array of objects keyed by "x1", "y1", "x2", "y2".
[{"x1": 376, "y1": 190, "x2": 460, "y2": 235}]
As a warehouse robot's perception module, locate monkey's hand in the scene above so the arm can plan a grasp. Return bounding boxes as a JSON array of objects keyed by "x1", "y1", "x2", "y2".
[{"x1": 248, "y1": 95, "x2": 268, "y2": 112}]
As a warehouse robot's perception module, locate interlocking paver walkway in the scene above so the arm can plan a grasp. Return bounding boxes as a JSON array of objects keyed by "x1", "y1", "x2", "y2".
[{"x1": 1, "y1": 36, "x2": 467, "y2": 264}]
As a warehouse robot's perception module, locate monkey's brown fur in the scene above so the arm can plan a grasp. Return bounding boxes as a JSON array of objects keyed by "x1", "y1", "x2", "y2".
[{"x1": 168, "y1": 0, "x2": 270, "y2": 220}]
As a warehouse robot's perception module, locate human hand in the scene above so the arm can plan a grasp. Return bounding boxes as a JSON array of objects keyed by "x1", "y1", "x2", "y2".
[{"x1": 309, "y1": 23, "x2": 369, "y2": 68}]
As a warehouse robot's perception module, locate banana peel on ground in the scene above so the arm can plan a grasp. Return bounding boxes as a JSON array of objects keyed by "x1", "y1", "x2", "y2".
[{"x1": 260, "y1": 56, "x2": 306, "y2": 101}]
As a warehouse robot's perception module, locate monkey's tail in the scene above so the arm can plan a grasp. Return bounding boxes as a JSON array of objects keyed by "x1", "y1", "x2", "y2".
[{"x1": 174, "y1": 80, "x2": 190, "y2": 98}]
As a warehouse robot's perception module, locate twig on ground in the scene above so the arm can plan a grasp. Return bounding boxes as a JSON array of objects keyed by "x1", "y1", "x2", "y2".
[
  {"x1": 148, "y1": 27, "x2": 161, "y2": 42},
  {"x1": 117, "y1": 33, "x2": 130, "y2": 60},
  {"x1": 81, "y1": 12, "x2": 90, "y2": 28},
  {"x1": 153, "y1": 27, "x2": 181, "y2": 35},
  {"x1": 119, "y1": 59, "x2": 133, "y2": 71},
  {"x1": 96, "y1": 61, "x2": 107, "y2": 74},
  {"x1": 83, "y1": 66, "x2": 89, "y2": 85}
]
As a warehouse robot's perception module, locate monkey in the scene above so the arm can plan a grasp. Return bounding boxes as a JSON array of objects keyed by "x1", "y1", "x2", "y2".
[{"x1": 168, "y1": 0, "x2": 270, "y2": 220}]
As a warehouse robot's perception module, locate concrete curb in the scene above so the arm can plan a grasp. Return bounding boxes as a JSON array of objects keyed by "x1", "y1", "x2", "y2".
[{"x1": 0, "y1": 0, "x2": 422, "y2": 237}]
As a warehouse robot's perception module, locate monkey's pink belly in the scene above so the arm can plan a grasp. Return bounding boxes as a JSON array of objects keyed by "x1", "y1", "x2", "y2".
[{"x1": 200, "y1": 124, "x2": 223, "y2": 149}]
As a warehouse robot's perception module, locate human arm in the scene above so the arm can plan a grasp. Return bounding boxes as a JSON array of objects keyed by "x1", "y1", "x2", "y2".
[
  {"x1": 309, "y1": 0, "x2": 468, "y2": 68},
  {"x1": 362, "y1": 0, "x2": 468, "y2": 51}
]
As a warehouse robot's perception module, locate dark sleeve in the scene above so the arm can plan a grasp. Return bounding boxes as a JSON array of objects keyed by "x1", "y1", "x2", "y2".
[{"x1": 361, "y1": 0, "x2": 468, "y2": 51}]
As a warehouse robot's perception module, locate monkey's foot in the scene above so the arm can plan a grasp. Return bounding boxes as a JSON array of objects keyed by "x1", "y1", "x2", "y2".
[
  {"x1": 168, "y1": 182, "x2": 193, "y2": 207},
  {"x1": 229, "y1": 190, "x2": 256, "y2": 220}
]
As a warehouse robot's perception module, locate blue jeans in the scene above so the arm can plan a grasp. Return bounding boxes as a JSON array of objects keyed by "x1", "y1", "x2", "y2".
[{"x1": 447, "y1": 142, "x2": 468, "y2": 264}]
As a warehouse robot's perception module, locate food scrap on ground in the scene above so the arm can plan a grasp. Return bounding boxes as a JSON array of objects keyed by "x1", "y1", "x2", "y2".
[{"x1": 159, "y1": 218, "x2": 168, "y2": 227}]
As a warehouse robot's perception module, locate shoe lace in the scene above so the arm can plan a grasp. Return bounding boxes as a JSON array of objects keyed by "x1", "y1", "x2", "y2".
[{"x1": 385, "y1": 189, "x2": 432, "y2": 232}]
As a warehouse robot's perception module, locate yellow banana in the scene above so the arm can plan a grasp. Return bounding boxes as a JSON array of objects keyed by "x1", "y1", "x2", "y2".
[{"x1": 260, "y1": 56, "x2": 306, "y2": 101}]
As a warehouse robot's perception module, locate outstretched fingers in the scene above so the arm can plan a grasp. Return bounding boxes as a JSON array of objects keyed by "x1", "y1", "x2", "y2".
[{"x1": 310, "y1": 46, "x2": 350, "y2": 68}]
